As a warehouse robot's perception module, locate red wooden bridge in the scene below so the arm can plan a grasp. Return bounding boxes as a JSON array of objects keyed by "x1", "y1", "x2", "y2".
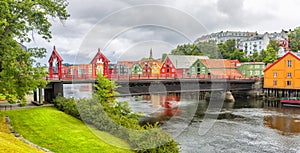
[
  {"x1": 47, "y1": 46, "x2": 256, "y2": 82},
  {"x1": 42, "y1": 47, "x2": 258, "y2": 103}
]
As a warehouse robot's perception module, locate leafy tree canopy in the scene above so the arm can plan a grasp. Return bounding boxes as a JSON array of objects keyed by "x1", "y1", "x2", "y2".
[
  {"x1": 0, "y1": 0, "x2": 70, "y2": 103},
  {"x1": 171, "y1": 40, "x2": 221, "y2": 59},
  {"x1": 288, "y1": 27, "x2": 300, "y2": 52},
  {"x1": 262, "y1": 40, "x2": 279, "y2": 64}
]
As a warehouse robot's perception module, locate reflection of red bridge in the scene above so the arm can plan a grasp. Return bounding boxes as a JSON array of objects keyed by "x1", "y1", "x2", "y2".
[{"x1": 47, "y1": 46, "x2": 256, "y2": 81}]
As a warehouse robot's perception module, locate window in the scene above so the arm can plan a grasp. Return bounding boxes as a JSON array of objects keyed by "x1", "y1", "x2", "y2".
[
  {"x1": 273, "y1": 80, "x2": 277, "y2": 86},
  {"x1": 250, "y1": 65, "x2": 253, "y2": 68},
  {"x1": 287, "y1": 72, "x2": 292, "y2": 78},
  {"x1": 287, "y1": 81, "x2": 292, "y2": 86},
  {"x1": 172, "y1": 68, "x2": 175, "y2": 72},
  {"x1": 162, "y1": 69, "x2": 165, "y2": 72},
  {"x1": 288, "y1": 60, "x2": 292, "y2": 67},
  {"x1": 273, "y1": 72, "x2": 277, "y2": 78},
  {"x1": 255, "y1": 65, "x2": 260, "y2": 69},
  {"x1": 197, "y1": 63, "x2": 201, "y2": 72},
  {"x1": 192, "y1": 67, "x2": 195, "y2": 72},
  {"x1": 255, "y1": 71, "x2": 260, "y2": 75},
  {"x1": 242, "y1": 70, "x2": 246, "y2": 75},
  {"x1": 250, "y1": 71, "x2": 253, "y2": 75}
]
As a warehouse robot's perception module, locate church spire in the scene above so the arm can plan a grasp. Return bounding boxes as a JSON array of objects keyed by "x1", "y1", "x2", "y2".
[{"x1": 149, "y1": 48, "x2": 153, "y2": 59}]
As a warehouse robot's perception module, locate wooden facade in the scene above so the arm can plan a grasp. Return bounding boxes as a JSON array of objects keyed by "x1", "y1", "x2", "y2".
[
  {"x1": 161, "y1": 55, "x2": 209, "y2": 77},
  {"x1": 151, "y1": 61, "x2": 162, "y2": 75},
  {"x1": 189, "y1": 59, "x2": 243, "y2": 79},
  {"x1": 48, "y1": 46, "x2": 63, "y2": 79},
  {"x1": 188, "y1": 59, "x2": 209, "y2": 75},
  {"x1": 131, "y1": 63, "x2": 143, "y2": 75},
  {"x1": 264, "y1": 51, "x2": 300, "y2": 89},
  {"x1": 237, "y1": 62, "x2": 265, "y2": 77},
  {"x1": 160, "y1": 56, "x2": 177, "y2": 76},
  {"x1": 90, "y1": 48, "x2": 110, "y2": 77}
]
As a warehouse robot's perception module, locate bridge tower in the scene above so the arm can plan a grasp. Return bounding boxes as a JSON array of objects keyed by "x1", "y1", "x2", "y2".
[
  {"x1": 90, "y1": 48, "x2": 110, "y2": 77},
  {"x1": 48, "y1": 46, "x2": 63, "y2": 80}
]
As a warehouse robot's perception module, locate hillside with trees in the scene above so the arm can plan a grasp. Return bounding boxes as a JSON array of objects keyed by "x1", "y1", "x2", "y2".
[{"x1": 170, "y1": 35, "x2": 293, "y2": 64}]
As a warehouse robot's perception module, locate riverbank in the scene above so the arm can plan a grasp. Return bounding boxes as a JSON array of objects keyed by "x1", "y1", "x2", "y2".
[
  {"x1": 0, "y1": 116, "x2": 44, "y2": 153},
  {"x1": 0, "y1": 107, "x2": 132, "y2": 153}
]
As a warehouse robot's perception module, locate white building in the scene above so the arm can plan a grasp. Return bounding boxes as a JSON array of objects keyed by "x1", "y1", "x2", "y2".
[
  {"x1": 239, "y1": 30, "x2": 290, "y2": 56},
  {"x1": 194, "y1": 31, "x2": 257, "y2": 44},
  {"x1": 239, "y1": 34, "x2": 270, "y2": 56}
]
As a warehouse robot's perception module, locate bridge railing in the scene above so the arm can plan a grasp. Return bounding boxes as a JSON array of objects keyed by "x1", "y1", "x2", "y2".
[
  {"x1": 109, "y1": 74, "x2": 258, "y2": 81},
  {"x1": 46, "y1": 73, "x2": 260, "y2": 81}
]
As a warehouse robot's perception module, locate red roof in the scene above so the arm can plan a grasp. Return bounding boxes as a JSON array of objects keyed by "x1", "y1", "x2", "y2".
[
  {"x1": 90, "y1": 48, "x2": 110, "y2": 64},
  {"x1": 263, "y1": 51, "x2": 300, "y2": 72},
  {"x1": 48, "y1": 46, "x2": 63, "y2": 63},
  {"x1": 200, "y1": 59, "x2": 236, "y2": 69},
  {"x1": 210, "y1": 69, "x2": 243, "y2": 77},
  {"x1": 229, "y1": 59, "x2": 240, "y2": 64}
]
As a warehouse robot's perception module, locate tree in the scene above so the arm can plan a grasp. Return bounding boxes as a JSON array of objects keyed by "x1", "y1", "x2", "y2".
[
  {"x1": 171, "y1": 41, "x2": 220, "y2": 58},
  {"x1": 249, "y1": 52, "x2": 260, "y2": 62},
  {"x1": 161, "y1": 53, "x2": 167, "y2": 62},
  {"x1": 171, "y1": 43, "x2": 203, "y2": 55},
  {"x1": 0, "y1": 0, "x2": 70, "y2": 103},
  {"x1": 94, "y1": 74, "x2": 119, "y2": 105},
  {"x1": 230, "y1": 49, "x2": 249, "y2": 62},
  {"x1": 196, "y1": 40, "x2": 221, "y2": 59},
  {"x1": 263, "y1": 40, "x2": 279, "y2": 64},
  {"x1": 268, "y1": 40, "x2": 280, "y2": 52},
  {"x1": 217, "y1": 39, "x2": 237, "y2": 59},
  {"x1": 289, "y1": 27, "x2": 300, "y2": 52},
  {"x1": 259, "y1": 49, "x2": 267, "y2": 61}
]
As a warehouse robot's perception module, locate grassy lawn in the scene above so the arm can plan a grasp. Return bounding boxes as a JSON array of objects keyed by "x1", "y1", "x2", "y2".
[
  {"x1": 1, "y1": 107, "x2": 133, "y2": 153},
  {"x1": 0, "y1": 115, "x2": 44, "y2": 153}
]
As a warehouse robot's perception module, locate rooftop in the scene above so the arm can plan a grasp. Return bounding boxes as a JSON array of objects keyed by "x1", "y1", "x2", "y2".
[{"x1": 167, "y1": 55, "x2": 209, "y2": 69}]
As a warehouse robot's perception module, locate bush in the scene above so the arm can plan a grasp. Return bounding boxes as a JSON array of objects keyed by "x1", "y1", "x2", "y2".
[
  {"x1": 76, "y1": 96, "x2": 179, "y2": 152},
  {"x1": 53, "y1": 96, "x2": 80, "y2": 119},
  {"x1": 53, "y1": 74, "x2": 179, "y2": 152}
]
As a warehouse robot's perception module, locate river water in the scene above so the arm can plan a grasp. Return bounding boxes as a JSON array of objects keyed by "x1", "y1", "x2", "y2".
[{"x1": 117, "y1": 93, "x2": 300, "y2": 153}]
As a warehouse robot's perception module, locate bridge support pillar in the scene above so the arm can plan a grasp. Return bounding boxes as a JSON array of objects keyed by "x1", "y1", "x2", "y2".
[
  {"x1": 38, "y1": 88, "x2": 43, "y2": 105},
  {"x1": 44, "y1": 82, "x2": 64, "y2": 103},
  {"x1": 225, "y1": 91, "x2": 235, "y2": 102},
  {"x1": 33, "y1": 90, "x2": 37, "y2": 101}
]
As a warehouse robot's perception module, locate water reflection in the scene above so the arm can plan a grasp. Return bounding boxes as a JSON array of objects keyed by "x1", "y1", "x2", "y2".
[
  {"x1": 263, "y1": 107, "x2": 300, "y2": 135},
  {"x1": 120, "y1": 93, "x2": 300, "y2": 152},
  {"x1": 139, "y1": 94, "x2": 181, "y2": 117}
]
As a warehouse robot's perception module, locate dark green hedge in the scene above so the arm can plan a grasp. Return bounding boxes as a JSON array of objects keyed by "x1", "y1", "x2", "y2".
[{"x1": 53, "y1": 96, "x2": 179, "y2": 153}]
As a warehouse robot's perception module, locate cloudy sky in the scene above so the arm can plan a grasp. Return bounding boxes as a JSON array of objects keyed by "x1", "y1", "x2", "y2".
[{"x1": 26, "y1": 0, "x2": 300, "y2": 65}]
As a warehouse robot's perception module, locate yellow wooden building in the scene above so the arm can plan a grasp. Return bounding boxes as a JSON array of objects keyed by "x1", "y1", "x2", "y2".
[
  {"x1": 264, "y1": 51, "x2": 300, "y2": 97},
  {"x1": 151, "y1": 62, "x2": 162, "y2": 75}
]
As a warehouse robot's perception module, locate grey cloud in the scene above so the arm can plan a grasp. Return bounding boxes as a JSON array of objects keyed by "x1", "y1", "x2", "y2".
[
  {"x1": 26, "y1": 0, "x2": 298, "y2": 65},
  {"x1": 67, "y1": 0, "x2": 130, "y2": 23},
  {"x1": 217, "y1": 0, "x2": 245, "y2": 17}
]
